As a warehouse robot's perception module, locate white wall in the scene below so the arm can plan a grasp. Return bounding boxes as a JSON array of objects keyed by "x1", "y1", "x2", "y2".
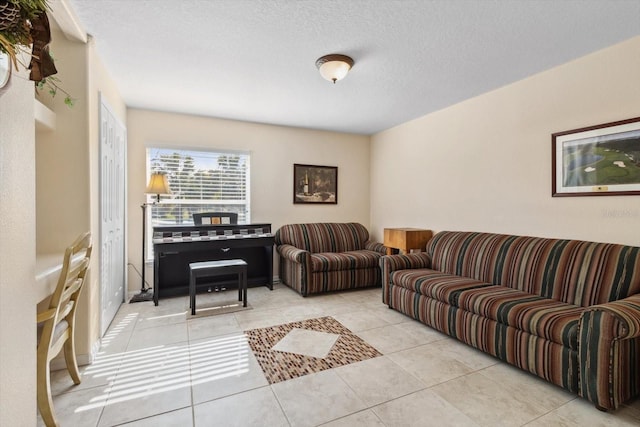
[
  {"x1": 370, "y1": 36, "x2": 640, "y2": 247},
  {"x1": 0, "y1": 63, "x2": 37, "y2": 425},
  {"x1": 126, "y1": 109, "x2": 371, "y2": 292}
]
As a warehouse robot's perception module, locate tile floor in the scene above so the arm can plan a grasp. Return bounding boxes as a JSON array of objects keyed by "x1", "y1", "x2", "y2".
[{"x1": 41, "y1": 284, "x2": 640, "y2": 427}]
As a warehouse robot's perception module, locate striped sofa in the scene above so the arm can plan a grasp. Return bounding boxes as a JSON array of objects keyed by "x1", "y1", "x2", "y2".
[
  {"x1": 380, "y1": 230, "x2": 640, "y2": 411},
  {"x1": 275, "y1": 223, "x2": 387, "y2": 296}
]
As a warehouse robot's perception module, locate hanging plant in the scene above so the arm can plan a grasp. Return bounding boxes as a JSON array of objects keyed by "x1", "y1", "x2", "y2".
[
  {"x1": 36, "y1": 73, "x2": 74, "y2": 107},
  {"x1": 0, "y1": 0, "x2": 75, "y2": 106},
  {"x1": 0, "y1": 0, "x2": 48, "y2": 68}
]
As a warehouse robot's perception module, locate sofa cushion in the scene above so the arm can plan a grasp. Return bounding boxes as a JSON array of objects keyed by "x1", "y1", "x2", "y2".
[
  {"x1": 390, "y1": 268, "x2": 581, "y2": 348},
  {"x1": 311, "y1": 250, "x2": 382, "y2": 272},
  {"x1": 275, "y1": 223, "x2": 369, "y2": 253},
  {"x1": 455, "y1": 285, "x2": 582, "y2": 349},
  {"x1": 390, "y1": 269, "x2": 492, "y2": 302}
]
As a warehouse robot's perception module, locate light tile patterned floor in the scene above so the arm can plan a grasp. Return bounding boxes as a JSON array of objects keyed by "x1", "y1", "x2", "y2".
[{"x1": 40, "y1": 284, "x2": 640, "y2": 427}]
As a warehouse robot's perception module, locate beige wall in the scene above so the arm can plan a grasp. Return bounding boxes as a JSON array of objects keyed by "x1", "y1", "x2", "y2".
[
  {"x1": 0, "y1": 62, "x2": 37, "y2": 424},
  {"x1": 36, "y1": 27, "x2": 126, "y2": 357},
  {"x1": 36, "y1": 28, "x2": 90, "y2": 254},
  {"x1": 126, "y1": 109, "x2": 371, "y2": 293},
  {"x1": 36, "y1": 26, "x2": 94, "y2": 361},
  {"x1": 370, "y1": 36, "x2": 640, "y2": 247}
]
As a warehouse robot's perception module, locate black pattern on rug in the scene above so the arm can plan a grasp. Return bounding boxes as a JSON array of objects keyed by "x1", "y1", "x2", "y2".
[{"x1": 245, "y1": 316, "x2": 381, "y2": 384}]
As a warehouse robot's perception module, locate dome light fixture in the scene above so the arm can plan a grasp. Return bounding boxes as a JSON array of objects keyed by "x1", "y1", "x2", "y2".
[{"x1": 315, "y1": 54, "x2": 354, "y2": 84}]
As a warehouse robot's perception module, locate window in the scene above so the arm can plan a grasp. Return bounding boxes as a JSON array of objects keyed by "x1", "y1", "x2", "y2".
[{"x1": 146, "y1": 147, "x2": 250, "y2": 258}]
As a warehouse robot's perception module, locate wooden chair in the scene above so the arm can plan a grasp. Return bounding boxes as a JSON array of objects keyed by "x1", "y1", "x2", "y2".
[
  {"x1": 192, "y1": 211, "x2": 238, "y2": 225},
  {"x1": 37, "y1": 232, "x2": 92, "y2": 427}
]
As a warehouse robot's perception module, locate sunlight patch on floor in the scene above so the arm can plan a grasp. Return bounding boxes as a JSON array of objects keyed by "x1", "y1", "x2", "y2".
[{"x1": 74, "y1": 332, "x2": 250, "y2": 413}]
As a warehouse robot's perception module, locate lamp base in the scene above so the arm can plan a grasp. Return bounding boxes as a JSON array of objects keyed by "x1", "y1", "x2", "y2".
[{"x1": 129, "y1": 289, "x2": 154, "y2": 303}]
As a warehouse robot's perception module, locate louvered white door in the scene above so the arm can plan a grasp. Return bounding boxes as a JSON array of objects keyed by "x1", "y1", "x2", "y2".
[{"x1": 100, "y1": 95, "x2": 126, "y2": 335}]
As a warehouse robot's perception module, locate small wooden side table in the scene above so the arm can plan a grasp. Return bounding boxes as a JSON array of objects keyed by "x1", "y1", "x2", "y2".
[{"x1": 384, "y1": 228, "x2": 433, "y2": 255}]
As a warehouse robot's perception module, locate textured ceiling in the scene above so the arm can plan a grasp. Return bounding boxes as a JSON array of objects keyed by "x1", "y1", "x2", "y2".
[{"x1": 68, "y1": 0, "x2": 640, "y2": 135}]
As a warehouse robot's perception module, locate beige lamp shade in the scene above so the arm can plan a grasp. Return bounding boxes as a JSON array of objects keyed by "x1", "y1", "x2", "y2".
[
  {"x1": 145, "y1": 172, "x2": 171, "y2": 202},
  {"x1": 316, "y1": 54, "x2": 354, "y2": 83}
]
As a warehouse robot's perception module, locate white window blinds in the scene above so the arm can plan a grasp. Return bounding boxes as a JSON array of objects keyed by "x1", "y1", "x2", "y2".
[{"x1": 146, "y1": 148, "x2": 251, "y2": 227}]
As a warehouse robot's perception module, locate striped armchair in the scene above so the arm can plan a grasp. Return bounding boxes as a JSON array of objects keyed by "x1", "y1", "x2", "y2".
[
  {"x1": 380, "y1": 231, "x2": 640, "y2": 411},
  {"x1": 275, "y1": 223, "x2": 387, "y2": 296}
]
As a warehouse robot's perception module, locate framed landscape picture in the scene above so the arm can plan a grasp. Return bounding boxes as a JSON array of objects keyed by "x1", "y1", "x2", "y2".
[
  {"x1": 293, "y1": 164, "x2": 338, "y2": 204},
  {"x1": 552, "y1": 117, "x2": 640, "y2": 196}
]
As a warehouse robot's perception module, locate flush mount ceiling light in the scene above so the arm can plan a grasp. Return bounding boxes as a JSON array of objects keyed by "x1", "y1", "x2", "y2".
[{"x1": 315, "y1": 54, "x2": 354, "y2": 84}]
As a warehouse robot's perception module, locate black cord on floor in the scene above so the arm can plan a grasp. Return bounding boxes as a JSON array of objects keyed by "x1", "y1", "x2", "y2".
[{"x1": 127, "y1": 262, "x2": 153, "y2": 291}]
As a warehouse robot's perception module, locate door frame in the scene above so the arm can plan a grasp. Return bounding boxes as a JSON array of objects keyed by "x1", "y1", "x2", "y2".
[{"x1": 99, "y1": 93, "x2": 127, "y2": 336}]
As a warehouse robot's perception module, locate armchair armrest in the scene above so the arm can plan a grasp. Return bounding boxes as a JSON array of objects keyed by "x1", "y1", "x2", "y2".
[
  {"x1": 277, "y1": 244, "x2": 310, "y2": 264},
  {"x1": 364, "y1": 240, "x2": 387, "y2": 255},
  {"x1": 379, "y1": 253, "x2": 432, "y2": 304},
  {"x1": 276, "y1": 244, "x2": 312, "y2": 296},
  {"x1": 579, "y1": 293, "x2": 640, "y2": 410}
]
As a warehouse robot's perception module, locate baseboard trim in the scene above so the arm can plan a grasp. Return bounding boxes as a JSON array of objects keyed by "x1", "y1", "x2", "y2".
[{"x1": 50, "y1": 337, "x2": 101, "y2": 371}]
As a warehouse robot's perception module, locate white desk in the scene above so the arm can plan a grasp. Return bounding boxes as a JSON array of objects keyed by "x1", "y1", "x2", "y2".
[{"x1": 35, "y1": 254, "x2": 65, "y2": 303}]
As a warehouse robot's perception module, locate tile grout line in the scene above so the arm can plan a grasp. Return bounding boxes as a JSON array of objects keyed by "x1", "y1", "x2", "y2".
[{"x1": 268, "y1": 385, "x2": 294, "y2": 427}]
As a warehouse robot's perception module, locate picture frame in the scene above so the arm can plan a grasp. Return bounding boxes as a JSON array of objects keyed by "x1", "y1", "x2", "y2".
[
  {"x1": 552, "y1": 116, "x2": 640, "y2": 197},
  {"x1": 293, "y1": 164, "x2": 338, "y2": 204}
]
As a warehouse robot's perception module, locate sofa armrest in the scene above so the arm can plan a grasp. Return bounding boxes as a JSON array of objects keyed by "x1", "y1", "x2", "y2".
[
  {"x1": 379, "y1": 253, "x2": 432, "y2": 304},
  {"x1": 364, "y1": 240, "x2": 388, "y2": 255},
  {"x1": 380, "y1": 253, "x2": 432, "y2": 274},
  {"x1": 579, "y1": 293, "x2": 640, "y2": 410},
  {"x1": 581, "y1": 294, "x2": 640, "y2": 340},
  {"x1": 277, "y1": 244, "x2": 310, "y2": 264}
]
